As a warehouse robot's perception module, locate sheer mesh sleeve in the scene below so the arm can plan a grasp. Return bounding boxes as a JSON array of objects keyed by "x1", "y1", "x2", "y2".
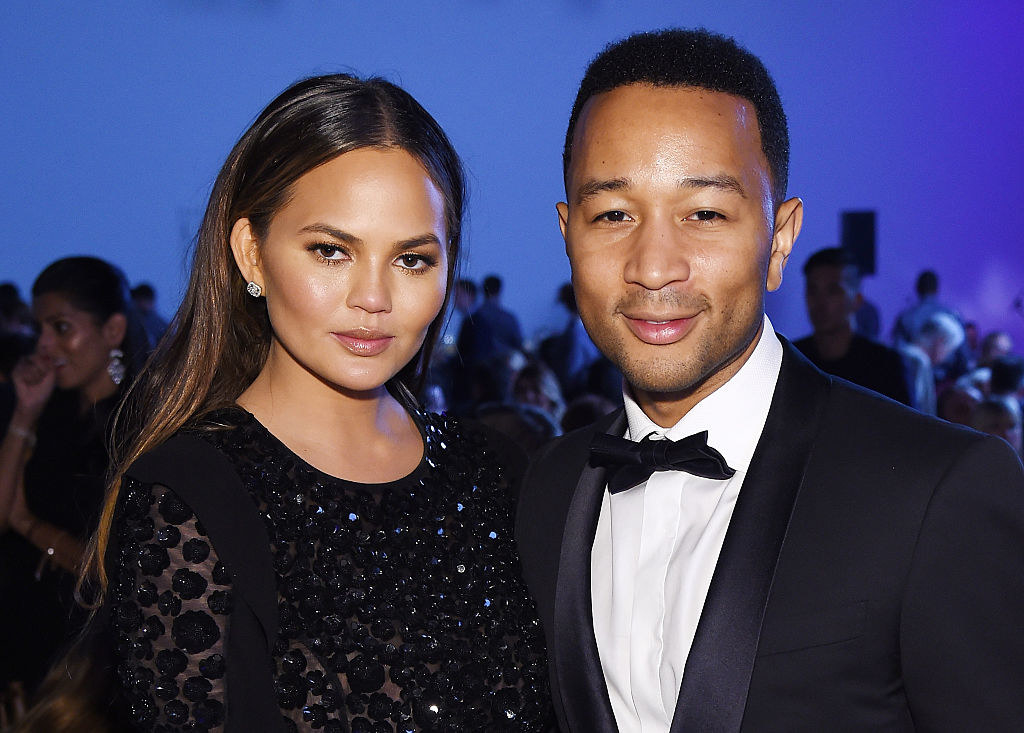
[{"x1": 109, "y1": 474, "x2": 233, "y2": 732}]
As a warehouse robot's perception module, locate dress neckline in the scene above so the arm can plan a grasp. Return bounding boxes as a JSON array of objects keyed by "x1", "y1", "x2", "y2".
[{"x1": 218, "y1": 404, "x2": 432, "y2": 491}]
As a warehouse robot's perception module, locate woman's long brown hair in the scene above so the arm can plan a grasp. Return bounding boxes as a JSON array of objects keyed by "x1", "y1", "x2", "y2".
[{"x1": 80, "y1": 73, "x2": 465, "y2": 597}]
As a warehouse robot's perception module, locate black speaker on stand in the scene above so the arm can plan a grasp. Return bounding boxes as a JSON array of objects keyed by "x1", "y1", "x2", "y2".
[{"x1": 840, "y1": 210, "x2": 876, "y2": 277}]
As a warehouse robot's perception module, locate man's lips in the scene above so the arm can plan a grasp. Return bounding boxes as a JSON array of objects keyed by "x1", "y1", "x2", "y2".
[
  {"x1": 621, "y1": 314, "x2": 698, "y2": 345},
  {"x1": 332, "y1": 329, "x2": 394, "y2": 356}
]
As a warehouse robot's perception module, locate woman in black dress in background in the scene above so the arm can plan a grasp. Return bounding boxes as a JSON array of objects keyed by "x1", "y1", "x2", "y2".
[
  {"x1": 0, "y1": 257, "x2": 145, "y2": 706},
  {"x1": 84, "y1": 74, "x2": 549, "y2": 732}
]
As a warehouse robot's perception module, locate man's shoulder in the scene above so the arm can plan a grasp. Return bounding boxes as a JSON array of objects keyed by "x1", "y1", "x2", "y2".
[
  {"x1": 823, "y1": 375, "x2": 980, "y2": 453},
  {"x1": 792, "y1": 334, "x2": 814, "y2": 352}
]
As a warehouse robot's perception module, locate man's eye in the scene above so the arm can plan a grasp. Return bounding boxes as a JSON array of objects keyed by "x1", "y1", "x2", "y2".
[
  {"x1": 689, "y1": 210, "x2": 724, "y2": 222},
  {"x1": 595, "y1": 210, "x2": 630, "y2": 223}
]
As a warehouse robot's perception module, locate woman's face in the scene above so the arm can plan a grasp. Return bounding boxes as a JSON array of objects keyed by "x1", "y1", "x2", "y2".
[
  {"x1": 32, "y1": 292, "x2": 123, "y2": 396},
  {"x1": 233, "y1": 147, "x2": 449, "y2": 395}
]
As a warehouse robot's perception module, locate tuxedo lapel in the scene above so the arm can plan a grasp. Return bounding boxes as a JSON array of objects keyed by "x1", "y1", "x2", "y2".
[
  {"x1": 670, "y1": 340, "x2": 830, "y2": 733},
  {"x1": 553, "y1": 410, "x2": 625, "y2": 733}
]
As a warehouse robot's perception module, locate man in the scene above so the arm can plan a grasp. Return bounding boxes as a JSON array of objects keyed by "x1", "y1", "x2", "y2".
[
  {"x1": 456, "y1": 274, "x2": 524, "y2": 367},
  {"x1": 516, "y1": 28, "x2": 1024, "y2": 732},
  {"x1": 794, "y1": 247, "x2": 910, "y2": 404},
  {"x1": 130, "y1": 282, "x2": 169, "y2": 346},
  {"x1": 901, "y1": 312, "x2": 965, "y2": 414},
  {"x1": 891, "y1": 270, "x2": 958, "y2": 347},
  {"x1": 891, "y1": 269, "x2": 970, "y2": 382}
]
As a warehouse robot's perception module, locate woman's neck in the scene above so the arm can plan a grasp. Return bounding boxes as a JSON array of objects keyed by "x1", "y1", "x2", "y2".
[{"x1": 236, "y1": 351, "x2": 423, "y2": 483}]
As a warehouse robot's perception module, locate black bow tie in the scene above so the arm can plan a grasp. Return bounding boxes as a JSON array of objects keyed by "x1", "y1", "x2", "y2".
[{"x1": 589, "y1": 430, "x2": 736, "y2": 494}]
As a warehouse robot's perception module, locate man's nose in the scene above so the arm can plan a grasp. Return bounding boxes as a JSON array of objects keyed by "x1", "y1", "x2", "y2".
[{"x1": 623, "y1": 216, "x2": 691, "y2": 290}]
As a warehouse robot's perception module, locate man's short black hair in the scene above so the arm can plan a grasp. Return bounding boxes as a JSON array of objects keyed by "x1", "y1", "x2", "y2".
[
  {"x1": 802, "y1": 247, "x2": 861, "y2": 291},
  {"x1": 915, "y1": 270, "x2": 939, "y2": 297},
  {"x1": 991, "y1": 355, "x2": 1024, "y2": 395},
  {"x1": 802, "y1": 247, "x2": 856, "y2": 275},
  {"x1": 483, "y1": 275, "x2": 502, "y2": 298},
  {"x1": 131, "y1": 283, "x2": 156, "y2": 301},
  {"x1": 563, "y1": 28, "x2": 790, "y2": 206}
]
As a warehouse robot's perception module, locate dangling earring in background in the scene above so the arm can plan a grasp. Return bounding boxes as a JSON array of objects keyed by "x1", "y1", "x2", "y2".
[
  {"x1": 108, "y1": 348, "x2": 125, "y2": 385},
  {"x1": 246, "y1": 281, "x2": 263, "y2": 298}
]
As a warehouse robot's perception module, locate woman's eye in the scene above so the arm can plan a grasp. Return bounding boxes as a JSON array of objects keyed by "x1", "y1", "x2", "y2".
[
  {"x1": 310, "y1": 243, "x2": 346, "y2": 261},
  {"x1": 396, "y1": 253, "x2": 435, "y2": 270},
  {"x1": 54, "y1": 321, "x2": 71, "y2": 335},
  {"x1": 595, "y1": 210, "x2": 631, "y2": 223}
]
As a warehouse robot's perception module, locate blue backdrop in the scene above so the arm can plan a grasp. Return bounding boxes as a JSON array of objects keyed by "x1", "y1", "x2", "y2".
[{"x1": 2, "y1": 1, "x2": 1022, "y2": 346}]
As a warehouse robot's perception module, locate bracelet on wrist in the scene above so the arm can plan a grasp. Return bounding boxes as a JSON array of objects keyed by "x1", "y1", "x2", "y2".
[{"x1": 8, "y1": 425, "x2": 36, "y2": 446}]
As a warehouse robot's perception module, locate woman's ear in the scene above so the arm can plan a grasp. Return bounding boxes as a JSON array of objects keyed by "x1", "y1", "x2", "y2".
[
  {"x1": 229, "y1": 218, "x2": 263, "y2": 290},
  {"x1": 102, "y1": 312, "x2": 128, "y2": 350}
]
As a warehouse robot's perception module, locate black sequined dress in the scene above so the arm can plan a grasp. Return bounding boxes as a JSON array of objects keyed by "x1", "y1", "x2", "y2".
[{"x1": 108, "y1": 407, "x2": 551, "y2": 732}]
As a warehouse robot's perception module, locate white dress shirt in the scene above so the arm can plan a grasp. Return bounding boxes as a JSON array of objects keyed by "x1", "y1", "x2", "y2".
[{"x1": 591, "y1": 315, "x2": 783, "y2": 732}]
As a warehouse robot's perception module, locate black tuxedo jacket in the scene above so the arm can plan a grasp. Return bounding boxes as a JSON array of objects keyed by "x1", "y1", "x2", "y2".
[{"x1": 517, "y1": 339, "x2": 1024, "y2": 732}]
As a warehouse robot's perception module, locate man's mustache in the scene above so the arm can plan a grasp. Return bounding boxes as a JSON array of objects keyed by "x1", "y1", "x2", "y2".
[{"x1": 613, "y1": 290, "x2": 708, "y2": 314}]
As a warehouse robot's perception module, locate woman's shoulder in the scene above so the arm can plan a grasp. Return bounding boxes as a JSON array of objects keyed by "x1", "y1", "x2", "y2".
[
  {"x1": 122, "y1": 409, "x2": 255, "y2": 516},
  {"x1": 125, "y1": 407, "x2": 247, "y2": 479}
]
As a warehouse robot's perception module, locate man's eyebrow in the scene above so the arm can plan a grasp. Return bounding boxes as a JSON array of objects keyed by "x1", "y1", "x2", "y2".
[
  {"x1": 574, "y1": 177, "x2": 630, "y2": 206},
  {"x1": 680, "y1": 174, "x2": 747, "y2": 197}
]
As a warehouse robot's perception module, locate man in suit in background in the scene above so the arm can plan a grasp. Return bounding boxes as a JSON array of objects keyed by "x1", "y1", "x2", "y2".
[{"x1": 516, "y1": 28, "x2": 1024, "y2": 732}]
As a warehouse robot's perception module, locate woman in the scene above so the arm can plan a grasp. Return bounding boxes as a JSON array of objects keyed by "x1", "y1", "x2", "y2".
[
  {"x1": 90, "y1": 74, "x2": 549, "y2": 731},
  {"x1": 0, "y1": 257, "x2": 144, "y2": 700}
]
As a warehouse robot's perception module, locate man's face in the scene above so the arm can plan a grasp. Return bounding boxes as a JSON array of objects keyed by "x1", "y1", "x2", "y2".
[
  {"x1": 805, "y1": 265, "x2": 859, "y2": 336},
  {"x1": 558, "y1": 83, "x2": 802, "y2": 421}
]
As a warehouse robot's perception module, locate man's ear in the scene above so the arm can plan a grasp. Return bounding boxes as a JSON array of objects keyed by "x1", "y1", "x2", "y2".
[
  {"x1": 229, "y1": 218, "x2": 263, "y2": 291},
  {"x1": 767, "y1": 197, "x2": 803, "y2": 292},
  {"x1": 556, "y1": 202, "x2": 569, "y2": 254}
]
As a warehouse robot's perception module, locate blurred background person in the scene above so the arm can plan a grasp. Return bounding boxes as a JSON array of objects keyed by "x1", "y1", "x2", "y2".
[
  {"x1": 990, "y1": 355, "x2": 1024, "y2": 411},
  {"x1": 129, "y1": 282, "x2": 169, "y2": 346},
  {"x1": 935, "y1": 383, "x2": 983, "y2": 427},
  {"x1": 892, "y1": 269, "x2": 969, "y2": 382},
  {"x1": 0, "y1": 283, "x2": 34, "y2": 338},
  {"x1": 539, "y1": 282, "x2": 601, "y2": 401},
  {"x1": 0, "y1": 283, "x2": 36, "y2": 399},
  {"x1": 971, "y1": 397, "x2": 1023, "y2": 456},
  {"x1": 900, "y1": 312, "x2": 965, "y2": 414},
  {"x1": 794, "y1": 247, "x2": 911, "y2": 404},
  {"x1": 458, "y1": 274, "x2": 523, "y2": 366},
  {"x1": 0, "y1": 256, "x2": 146, "y2": 705},
  {"x1": 958, "y1": 330, "x2": 1016, "y2": 395}
]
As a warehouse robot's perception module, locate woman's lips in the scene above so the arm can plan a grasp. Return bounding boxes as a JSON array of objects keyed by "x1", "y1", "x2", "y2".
[
  {"x1": 622, "y1": 315, "x2": 697, "y2": 345},
  {"x1": 332, "y1": 329, "x2": 394, "y2": 356}
]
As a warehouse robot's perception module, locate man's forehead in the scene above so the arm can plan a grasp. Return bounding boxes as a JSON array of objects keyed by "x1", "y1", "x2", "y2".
[
  {"x1": 578, "y1": 83, "x2": 755, "y2": 126},
  {"x1": 566, "y1": 83, "x2": 769, "y2": 197}
]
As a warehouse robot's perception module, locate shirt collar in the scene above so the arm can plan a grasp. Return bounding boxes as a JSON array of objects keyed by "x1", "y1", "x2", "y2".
[{"x1": 622, "y1": 314, "x2": 782, "y2": 473}]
